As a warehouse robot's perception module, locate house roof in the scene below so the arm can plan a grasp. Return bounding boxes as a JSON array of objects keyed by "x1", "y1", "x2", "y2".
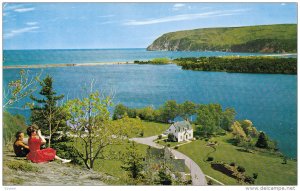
[{"x1": 173, "y1": 121, "x2": 192, "y2": 132}]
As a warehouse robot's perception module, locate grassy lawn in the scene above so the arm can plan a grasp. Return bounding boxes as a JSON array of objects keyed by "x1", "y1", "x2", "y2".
[
  {"x1": 141, "y1": 121, "x2": 170, "y2": 137},
  {"x1": 177, "y1": 133, "x2": 297, "y2": 185}
]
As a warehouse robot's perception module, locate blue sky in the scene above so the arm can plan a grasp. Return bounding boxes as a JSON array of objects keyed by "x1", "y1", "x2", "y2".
[{"x1": 3, "y1": 2, "x2": 297, "y2": 50}]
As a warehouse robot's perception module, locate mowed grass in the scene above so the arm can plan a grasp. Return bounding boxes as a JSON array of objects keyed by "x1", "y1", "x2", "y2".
[
  {"x1": 141, "y1": 121, "x2": 169, "y2": 137},
  {"x1": 74, "y1": 139, "x2": 150, "y2": 184},
  {"x1": 177, "y1": 133, "x2": 297, "y2": 185}
]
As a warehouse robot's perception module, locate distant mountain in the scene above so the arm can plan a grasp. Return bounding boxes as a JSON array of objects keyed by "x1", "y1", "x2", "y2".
[{"x1": 147, "y1": 24, "x2": 297, "y2": 53}]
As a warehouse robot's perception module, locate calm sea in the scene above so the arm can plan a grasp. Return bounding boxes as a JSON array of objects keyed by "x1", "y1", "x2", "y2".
[{"x1": 3, "y1": 49, "x2": 297, "y2": 158}]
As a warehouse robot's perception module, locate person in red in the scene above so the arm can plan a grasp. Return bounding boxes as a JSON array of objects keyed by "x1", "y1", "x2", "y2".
[{"x1": 26, "y1": 124, "x2": 71, "y2": 163}]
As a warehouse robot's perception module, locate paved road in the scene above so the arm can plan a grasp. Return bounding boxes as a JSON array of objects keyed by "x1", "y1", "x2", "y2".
[{"x1": 131, "y1": 136, "x2": 207, "y2": 186}]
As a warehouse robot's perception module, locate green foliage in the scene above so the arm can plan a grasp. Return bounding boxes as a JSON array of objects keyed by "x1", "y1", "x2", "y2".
[
  {"x1": 255, "y1": 132, "x2": 269, "y2": 148},
  {"x1": 178, "y1": 100, "x2": 197, "y2": 121},
  {"x1": 159, "y1": 100, "x2": 178, "y2": 123},
  {"x1": 151, "y1": 58, "x2": 170, "y2": 64},
  {"x1": 52, "y1": 141, "x2": 83, "y2": 165},
  {"x1": 253, "y1": 173, "x2": 258, "y2": 179},
  {"x1": 167, "y1": 133, "x2": 176, "y2": 142},
  {"x1": 237, "y1": 166, "x2": 246, "y2": 173},
  {"x1": 6, "y1": 160, "x2": 39, "y2": 172},
  {"x1": 3, "y1": 112, "x2": 27, "y2": 145},
  {"x1": 157, "y1": 169, "x2": 172, "y2": 185},
  {"x1": 147, "y1": 24, "x2": 297, "y2": 53},
  {"x1": 29, "y1": 75, "x2": 67, "y2": 147},
  {"x1": 66, "y1": 89, "x2": 143, "y2": 169},
  {"x1": 239, "y1": 120, "x2": 259, "y2": 137},
  {"x1": 207, "y1": 156, "x2": 214, "y2": 162},
  {"x1": 195, "y1": 104, "x2": 233, "y2": 137},
  {"x1": 113, "y1": 104, "x2": 128, "y2": 120},
  {"x1": 231, "y1": 121, "x2": 247, "y2": 142},
  {"x1": 3, "y1": 69, "x2": 41, "y2": 109},
  {"x1": 175, "y1": 56, "x2": 297, "y2": 75},
  {"x1": 121, "y1": 142, "x2": 144, "y2": 180}
]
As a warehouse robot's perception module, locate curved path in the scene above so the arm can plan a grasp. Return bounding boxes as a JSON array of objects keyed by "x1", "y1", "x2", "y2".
[{"x1": 131, "y1": 136, "x2": 207, "y2": 186}]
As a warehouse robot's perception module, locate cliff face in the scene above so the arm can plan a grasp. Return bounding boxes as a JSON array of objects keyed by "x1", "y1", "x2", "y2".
[{"x1": 147, "y1": 24, "x2": 297, "y2": 53}]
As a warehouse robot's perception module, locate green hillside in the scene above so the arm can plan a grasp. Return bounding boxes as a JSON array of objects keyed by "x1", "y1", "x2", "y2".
[{"x1": 147, "y1": 24, "x2": 297, "y2": 53}]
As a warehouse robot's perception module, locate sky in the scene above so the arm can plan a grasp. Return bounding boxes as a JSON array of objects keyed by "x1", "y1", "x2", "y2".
[{"x1": 2, "y1": 2, "x2": 297, "y2": 50}]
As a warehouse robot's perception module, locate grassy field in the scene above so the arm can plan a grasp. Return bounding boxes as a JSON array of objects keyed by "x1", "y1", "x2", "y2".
[
  {"x1": 141, "y1": 121, "x2": 169, "y2": 137},
  {"x1": 177, "y1": 133, "x2": 297, "y2": 185}
]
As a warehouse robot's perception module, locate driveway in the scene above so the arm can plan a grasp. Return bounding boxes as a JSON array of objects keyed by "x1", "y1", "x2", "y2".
[{"x1": 131, "y1": 136, "x2": 207, "y2": 186}]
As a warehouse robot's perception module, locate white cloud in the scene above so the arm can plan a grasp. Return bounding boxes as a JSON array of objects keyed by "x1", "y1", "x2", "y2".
[
  {"x1": 172, "y1": 3, "x2": 186, "y2": 11},
  {"x1": 99, "y1": 21, "x2": 116, "y2": 25},
  {"x1": 26, "y1": 22, "x2": 38, "y2": 26},
  {"x1": 14, "y1": 7, "x2": 35, "y2": 13},
  {"x1": 281, "y1": 3, "x2": 286, "y2": 6},
  {"x1": 123, "y1": 9, "x2": 249, "y2": 26},
  {"x1": 174, "y1": 3, "x2": 185, "y2": 8},
  {"x1": 4, "y1": 4, "x2": 24, "y2": 11},
  {"x1": 4, "y1": 26, "x2": 39, "y2": 39}
]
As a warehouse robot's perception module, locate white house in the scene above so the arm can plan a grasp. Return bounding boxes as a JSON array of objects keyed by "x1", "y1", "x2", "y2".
[{"x1": 164, "y1": 121, "x2": 193, "y2": 142}]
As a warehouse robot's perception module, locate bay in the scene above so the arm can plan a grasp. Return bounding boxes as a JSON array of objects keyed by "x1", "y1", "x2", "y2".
[{"x1": 2, "y1": 49, "x2": 297, "y2": 158}]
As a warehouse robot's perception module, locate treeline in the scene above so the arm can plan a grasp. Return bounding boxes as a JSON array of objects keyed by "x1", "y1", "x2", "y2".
[
  {"x1": 174, "y1": 56, "x2": 297, "y2": 74},
  {"x1": 113, "y1": 101, "x2": 236, "y2": 132},
  {"x1": 134, "y1": 57, "x2": 170, "y2": 65},
  {"x1": 114, "y1": 100, "x2": 278, "y2": 151}
]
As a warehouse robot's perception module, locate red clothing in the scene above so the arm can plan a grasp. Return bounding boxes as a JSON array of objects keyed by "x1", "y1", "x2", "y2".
[{"x1": 27, "y1": 136, "x2": 56, "y2": 163}]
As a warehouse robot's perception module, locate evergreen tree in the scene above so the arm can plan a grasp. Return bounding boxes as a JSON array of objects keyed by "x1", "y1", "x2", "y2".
[
  {"x1": 121, "y1": 142, "x2": 144, "y2": 180},
  {"x1": 255, "y1": 132, "x2": 269, "y2": 148},
  {"x1": 30, "y1": 75, "x2": 66, "y2": 147}
]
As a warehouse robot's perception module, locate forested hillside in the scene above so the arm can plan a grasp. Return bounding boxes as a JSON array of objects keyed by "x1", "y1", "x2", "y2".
[{"x1": 147, "y1": 24, "x2": 297, "y2": 53}]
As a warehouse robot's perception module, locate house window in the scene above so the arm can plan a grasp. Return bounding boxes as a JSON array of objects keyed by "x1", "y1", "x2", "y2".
[
  {"x1": 180, "y1": 136, "x2": 182, "y2": 140},
  {"x1": 189, "y1": 133, "x2": 192, "y2": 137}
]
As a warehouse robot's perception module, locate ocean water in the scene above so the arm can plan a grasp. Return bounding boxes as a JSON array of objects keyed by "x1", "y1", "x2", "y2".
[
  {"x1": 3, "y1": 48, "x2": 267, "y2": 66},
  {"x1": 2, "y1": 49, "x2": 297, "y2": 158}
]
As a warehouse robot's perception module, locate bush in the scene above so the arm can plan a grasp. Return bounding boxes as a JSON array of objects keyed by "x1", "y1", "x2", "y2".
[
  {"x1": 230, "y1": 162, "x2": 236, "y2": 166},
  {"x1": 174, "y1": 146, "x2": 179, "y2": 149},
  {"x1": 207, "y1": 179, "x2": 213, "y2": 185},
  {"x1": 167, "y1": 133, "x2": 176, "y2": 142},
  {"x1": 244, "y1": 175, "x2": 255, "y2": 184},
  {"x1": 237, "y1": 166, "x2": 246, "y2": 173},
  {"x1": 140, "y1": 131, "x2": 144, "y2": 137},
  {"x1": 205, "y1": 138, "x2": 209, "y2": 142},
  {"x1": 167, "y1": 144, "x2": 171, "y2": 147},
  {"x1": 158, "y1": 135, "x2": 162, "y2": 139},
  {"x1": 207, "y1": 157, "x2": 214, "y2": 161},
  {"x1": 253, "y1": 173, "x2": 258, "y2": 179}
]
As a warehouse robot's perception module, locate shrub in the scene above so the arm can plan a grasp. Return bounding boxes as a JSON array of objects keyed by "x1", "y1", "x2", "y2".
[
  {"x1": 207, "y1": 157, "x2": 214, "y2": 161},
  {"x1": 167, "y1": 144, "x2": 171, "y2": 147},
  {"x1": 158, "y1": 135, "x2": 162, "y2": 139},
  {"x1": 174, "y1": 146, "x2": 179, "y2": 149},
  {"x1": 244, "y1": 175, "x2": 255, "y2": 184},
  {"x1": 207, "y1": 179, "x2": 213, "y2": 185},
  {"x1": 205, "y1": 138, "x2": 209, "y2": 142},
  {"x1": 230, "y1": 162, "x2": 236, "y2": 166},
  {"x1": 140, "y1": 131, "x2": 144, "y2": 137},
  {"x1": 253, "y1": 173, "x2": 258, "y2": 179},
  {"x1": 157, "y1": 141, "x2": 160, "y2": 143},
  {"x1": 237, "y1": 166, "x2": 246, "y2": 173},
  {"x1": 167, "y1": 133, "x2": 176, "y2": 142}
]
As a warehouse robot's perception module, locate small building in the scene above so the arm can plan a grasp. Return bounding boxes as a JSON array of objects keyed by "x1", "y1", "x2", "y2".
[{"x1": 165, "y1": 121, "x2": 193, "y2": 142}]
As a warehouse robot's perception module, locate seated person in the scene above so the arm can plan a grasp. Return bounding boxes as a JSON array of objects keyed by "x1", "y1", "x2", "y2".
[{"x1": 13, "y1": 131, "x2": 30, "y2": 157}]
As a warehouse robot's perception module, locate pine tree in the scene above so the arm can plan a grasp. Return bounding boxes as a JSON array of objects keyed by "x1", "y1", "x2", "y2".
[
  {"x1": 255, "y1": 132, "x2": 268, "y2": 148},
  {"x1": 30, "y1": 75, "x2": 66, "y2": 147}
]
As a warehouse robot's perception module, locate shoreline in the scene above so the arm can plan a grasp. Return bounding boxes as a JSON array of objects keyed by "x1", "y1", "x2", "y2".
[{"x1": 3, "y1": 61, "x2": 134, "y2": 69}]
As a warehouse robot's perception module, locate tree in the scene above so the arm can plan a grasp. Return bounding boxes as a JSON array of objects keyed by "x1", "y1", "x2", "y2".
[
  {"x1": 178, "y1": 101, "x2": 196, "y2": 121},
  {"x1": 121, "y1": 142, "x2": 144, "y2": 182},
  {"x1": 113, "y1": 104, "x2": 128, "y2": 120},
  {"x1": 220, "y1": 108, "x2": 236, "y2": 131},
  {"x1": 239, "y1": 120, "x2": 259, "y2": 137},
  {"x1": 255, "y1": 132, "x2": 269, "y2": 148},
  {"x1": 65, "y1": 89, "x2": 142, "y2": 169},
  {"x1": 29, "y1": 75, "x2": 67, "y2": 147},
  {"x1": 167, "y1": 133, "x2": 176, "y2": 142},
  {"x1": 195, "y1": 104, "x2": 220, "y2": 137},
  {"x1": 159, "y1": 100, "x2": 178, "y2": 123},
  {"x1": 3, "y1": 69, "x2": 41, "y2": 109},
  {"x1": 231, "y1": 121, "x2": 247, "y2": 141}
]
